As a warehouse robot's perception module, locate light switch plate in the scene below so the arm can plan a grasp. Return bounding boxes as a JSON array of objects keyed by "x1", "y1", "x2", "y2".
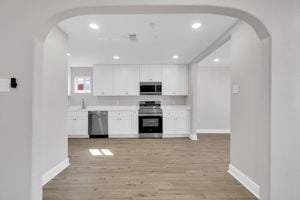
[
  {"x1": 0, "y1": 79, "x2": 10, "y2": 92},
  {"x1": 232, "y1": 84, "x2": 240, "y2": 94}
]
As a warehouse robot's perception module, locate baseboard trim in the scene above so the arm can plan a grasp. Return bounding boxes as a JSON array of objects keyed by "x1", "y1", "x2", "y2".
[
  {"x1": 42, "y1": 158, "x2": 70, "y2": 186},
  {"x1": 189, "y1": 134, "x2": 198, "y2": 140},
  {"x1": 68, "y1": 135, "x2": 89, "y2": 138},
  {"x1": 109, "y1": 134, "x2": 139, "y2": 138},
  {"x1": 197, "y1": 129, "x2": 231, "y2": 134},
  {"x1": 163, "y1": 134, "x2": 190, "y2": 138},
  {"x1": 228, "y1": 164, "x2": 260, "y2": 199}
]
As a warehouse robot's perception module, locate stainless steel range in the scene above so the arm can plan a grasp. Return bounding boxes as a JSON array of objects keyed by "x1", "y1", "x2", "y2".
[{"x1": 138, "y1": 101, "x2": 163, "y2": 138}]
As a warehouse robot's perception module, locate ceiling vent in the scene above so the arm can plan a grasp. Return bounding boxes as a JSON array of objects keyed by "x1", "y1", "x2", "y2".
[{"x1": 128, "y1": 34, "x2": 138, "y2": 42}]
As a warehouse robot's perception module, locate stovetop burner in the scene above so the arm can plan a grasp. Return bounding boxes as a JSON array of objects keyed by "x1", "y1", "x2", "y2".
[{"x1": 138, "y1": 101, "x2": 162, "y2": 115}]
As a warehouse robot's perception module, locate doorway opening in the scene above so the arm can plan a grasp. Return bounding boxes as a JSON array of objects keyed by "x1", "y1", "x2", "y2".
[{"x1": 33, "y1": 4, "x2": 269, "y2": 200}]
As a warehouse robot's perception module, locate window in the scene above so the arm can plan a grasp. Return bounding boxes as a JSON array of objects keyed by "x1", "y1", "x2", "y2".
[{"x1": 74, "y1": 76, "x2": 91, "y2": 94}]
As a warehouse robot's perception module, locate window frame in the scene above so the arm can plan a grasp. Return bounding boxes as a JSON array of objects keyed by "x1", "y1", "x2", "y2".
[{"x1": 74, "y1": 76, "x2": 91, "y2": 94}]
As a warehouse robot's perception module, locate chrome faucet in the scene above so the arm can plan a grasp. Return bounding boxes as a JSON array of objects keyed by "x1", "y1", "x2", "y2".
[{"x1": 81, "y1": 97, "x2": 86, "y2": 109}]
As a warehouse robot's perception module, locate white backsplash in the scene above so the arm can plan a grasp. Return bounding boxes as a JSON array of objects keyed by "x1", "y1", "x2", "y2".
[{"x1": 68, "y1": 95, "x2": 187, "y2": 106}]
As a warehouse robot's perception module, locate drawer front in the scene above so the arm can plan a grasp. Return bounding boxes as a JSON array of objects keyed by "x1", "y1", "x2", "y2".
[
  {"x1": 68, "y1": 116, "x2": 88, "y2": 120},
  {"x1": 68, "y1": 111, "x2": 88, "y2": 118},
  {"x1": 164, "y1": 110, "x2": 189, "y2": 116},
  {"x1": 108, "y1": 111, "x2": 132, "y2": 117}
]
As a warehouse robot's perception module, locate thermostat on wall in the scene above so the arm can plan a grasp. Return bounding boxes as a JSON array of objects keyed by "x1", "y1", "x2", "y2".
[{"x1": 10, "y1": 78, "x2": 17, "y2": 88}]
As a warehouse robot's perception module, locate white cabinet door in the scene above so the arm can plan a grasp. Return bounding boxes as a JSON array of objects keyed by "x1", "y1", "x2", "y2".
[
  {"x1": 108, "y1": 112, "x2": 132, "y2": 136},
  {"x1": 126, "y1": 65, "x2": 140, "y2": 95},
  {"x1": 163, "y1": 111, "x2": 191, "y2": 136},
  {"x1": 140, "y1": 65, "x2": 162, "y2": 82},
  {"x1": 113, "y1": 65, "x2": 126, "y2": 95},
  {"x1": 68, "y1": 118, "x2": 76, "y2": 134},
  {"x1": 162, "y1": 65, "x2": 178, "y2": 95},
  {"x1": 175, "y1": 111, "x2": 190, "y2": 134},
  {"x1": 162, "y1": 65, "x2": 188, "y2": 95},
  {"x1": 93, "y1": 65, "x2": 113, "y2": 96},
  {"x1": 108, "y1": 116, "x2": 122, "y2": 135},
  {"x1": 163, "y1": 113, "x2": 177, "y2": 134},
  {"x1": 68, "y1": 112, "x2": 88, "y2": 136},
  {"x1": 176, "y1": 65, "x2": 188, "y2": 95},
  {"x1": 131, "y1": 111, "x2": 139, "y2": 134},
  {"x1": 75, "y1": 118, "x2": 88, "y2": 135}
]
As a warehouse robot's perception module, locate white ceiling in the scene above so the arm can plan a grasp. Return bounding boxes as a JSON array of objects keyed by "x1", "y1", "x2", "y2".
[
  {"x1": 58, "y1": 14, "x2": 237, "y2": 66},
  {"x1": 197, "y1": 40, "x2": 231, "y2": 67}
]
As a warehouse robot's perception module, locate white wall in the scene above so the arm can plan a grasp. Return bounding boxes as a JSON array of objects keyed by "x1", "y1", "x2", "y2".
[
  {"x1": 69, "y1": 67, "x2": 187, "y2": 106},
  {"x1": 0, "y1": 1, "x2": 299, "y2": 200},
  {"x1": 188, "y1": 20, "x2": 266, "y2": 196},
  {"x1": 41, "y1": 27, "x2": 69, "y2": 174},
  {"x1": 229, "y1": 21, "x2": 264, "y2": 185},
  {"x1": 0, "y1": 3, "x2": 32, "y2": 199},
  {"x1": 194, "y1": 67, "x2": 231, "y2": 131}
]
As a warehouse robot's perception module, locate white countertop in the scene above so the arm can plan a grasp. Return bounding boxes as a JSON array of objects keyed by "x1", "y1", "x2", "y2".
[
  {"x1": 68, "y1": 105, "x2": 191, "y2": 112},
  {"x1": 68, "y1": 106, "x2": 138, "y2": 112},
  {"x1": 162, "y1": 106, "x2": 191, "y2": 111}
]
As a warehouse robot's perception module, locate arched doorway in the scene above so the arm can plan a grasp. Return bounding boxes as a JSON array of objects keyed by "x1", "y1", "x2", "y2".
[{"x1": 32, "y1": 5, "x2": 271, "y2": 200}]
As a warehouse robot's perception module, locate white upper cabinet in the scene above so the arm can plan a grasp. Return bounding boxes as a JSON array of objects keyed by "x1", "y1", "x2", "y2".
[
  {"x1": 162, "y1": 65, "x2": 188, "y2": 95},
  {"x1": 126, "y1": 65, "x2": 140, "y2": 95},
  {"x1": 140, "y1": 65, "x2": 162, "y2": 82},
  {"x1": 113, "y1": 65, "x2": 127, "y2": 95},
  {"x1": 93, "y1": 65, "x2": 113, "y2": 96},
  {"x1": 112, "y1": 65, "x2": 139, "y2": 96},
  {"x1": 93, "y1": 64, "x2": 187, "y2": 96}
]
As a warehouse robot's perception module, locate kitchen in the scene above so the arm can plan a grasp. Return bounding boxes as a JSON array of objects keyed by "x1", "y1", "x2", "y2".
[
  {"x1": 63, "y1": 14, "x2": 236, "y2": 141},
  {"x1": 41, "y1": 12, "x2": 262, "y2": 200},
  {"x1": 68, "y1": 64, "x2": 191, "y2": 139}
]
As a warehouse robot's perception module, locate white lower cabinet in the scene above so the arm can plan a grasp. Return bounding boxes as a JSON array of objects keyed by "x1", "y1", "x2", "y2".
[
  {"x1": 108, "y1": 111, "x2": 138, "y2": 138},
  {"x1": 68, "y1": 111, "x2": 88, "y2": 138},
  {"x1": 163, "y1": 110, "x2": 191, "y2": 137},
  {"x1": 68, "y1": 109, "x2": 191, "y2": 139},
  {"x1": 131, "y1": 111, "x2": 139, "y2": 135}
]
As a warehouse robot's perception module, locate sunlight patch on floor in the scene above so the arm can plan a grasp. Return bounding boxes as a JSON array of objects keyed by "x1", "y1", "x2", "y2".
[{"x1": 89, "y1": 148, "x2": 114, "y2": 156}]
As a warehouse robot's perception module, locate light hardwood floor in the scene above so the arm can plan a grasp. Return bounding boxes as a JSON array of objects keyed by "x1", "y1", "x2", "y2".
[{"x1": 43, "y1": 135, "x2": 257, "y2": 200}]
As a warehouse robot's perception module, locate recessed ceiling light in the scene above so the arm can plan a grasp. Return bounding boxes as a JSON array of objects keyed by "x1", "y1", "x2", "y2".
[
  {"x1": 214, "y1": 58, "x2": 220, "y2": 62},
  {"x1": 192, "y1": 22, "x2": 202, "y2": 29},
  {"x1": 113, "y1": 55, "x2": 120, "y2": 60},
  {"x1": 89, "y1": 23, "x2": 99, "y2": 30},
  {"x1": 172, "y1": 55, "x2": 179, "y2": 59},
  {"x1": 67, "y1": 53, "x2": 71, "y2": 57}
]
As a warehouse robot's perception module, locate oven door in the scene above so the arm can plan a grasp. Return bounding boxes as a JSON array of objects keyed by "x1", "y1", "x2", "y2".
[{"x1": 139, "y1": 115, "x2": 162, "y2": 134}]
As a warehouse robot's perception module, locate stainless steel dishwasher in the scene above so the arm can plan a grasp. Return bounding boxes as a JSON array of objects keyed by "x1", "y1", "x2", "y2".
[{"x1": 88, "y1": 111, "x2": 108, "y2": 138}]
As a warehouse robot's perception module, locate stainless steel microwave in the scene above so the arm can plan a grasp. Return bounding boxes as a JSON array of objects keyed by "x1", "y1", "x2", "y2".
[{"x1": 140, "y1": 82, "x2": 162, "y2": 95}]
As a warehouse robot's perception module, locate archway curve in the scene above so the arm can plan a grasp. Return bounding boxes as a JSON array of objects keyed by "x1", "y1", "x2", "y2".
[
  {"x1": 33, "y1": 4, "x2": 271, "y2": 200},
  {"x1": 37, "y1": 5, "x2": 270, "y2": 42}
]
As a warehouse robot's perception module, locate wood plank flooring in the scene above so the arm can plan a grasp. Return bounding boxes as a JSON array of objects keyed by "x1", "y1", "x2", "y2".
[{"x1": 43, "y1": 135, "x2": 257, "y2": 200}]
